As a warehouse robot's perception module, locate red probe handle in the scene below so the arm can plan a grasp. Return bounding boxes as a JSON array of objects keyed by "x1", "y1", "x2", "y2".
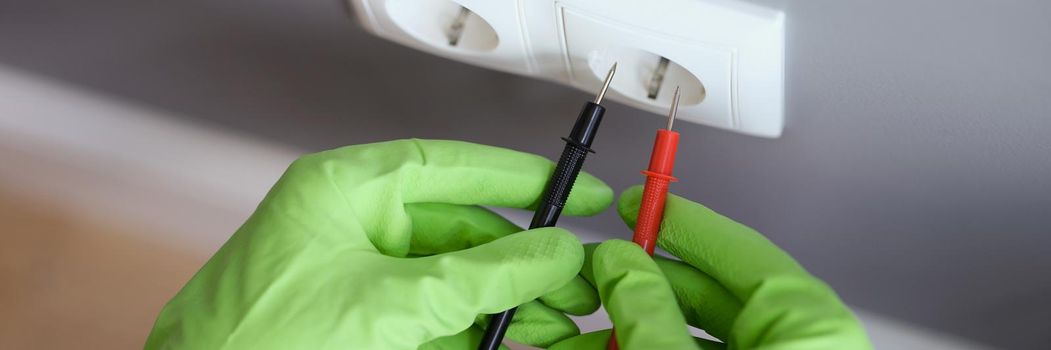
[
  {"x1": 634, "y1": 129, "x2": 680, "y2": 255},
  {"x1": 633, "y1": 174, "x2": 674, "y2": 255},
  {"x1": 608, "y1": 130, "x2": 680, "y2": 350}
]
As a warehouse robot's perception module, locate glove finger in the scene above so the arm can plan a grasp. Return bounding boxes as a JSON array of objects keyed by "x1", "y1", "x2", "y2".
[
  {"x1": 267, "y1": 140, "x2": 612, "y2": 257},
  {"x1": 694, "y1": 338, "x2": 729, "y2": 350},
  {"x1": 549, "y1": 329, "x2": 611, "y2": 350},
  {"x1": 405, "y1": 203, "x2": 522, "y2": 256},
  {"x1": 580, "y1": 242, "x2": 602, "y2": 285},
  {"x1": 617, "y1": 185, "x2": 809, "y2": 300},
  {"x1": 405, "y1": 202, "x2": 601, "y2": 316},
  {"x1": 583, "y1": 243, "x2": 741, "y2": 341},
  {"x1": 591, "y1": 240, "x2": 698, "y2": 350},
  {"x1": 653, "y1": 257, "x2": 741, "y2": 341},
  {"x1": 537, "y1": 273, "x2": 600, "y2": 316},
  {"x1": 474, "y1": 300, "x2": 580, "y2": 348},
  {"x1": 419, "y1": 326, "x2": 509, "y2": 350},
  {"x1": 397, "y1": 139, "x2": 613, "y2": 215},
  {"x1": 549, "y1": 330, "x2": 728, "y2": 350},
  {"x1": 403, "y1": 227, "x2": 584, "y2": 343}
]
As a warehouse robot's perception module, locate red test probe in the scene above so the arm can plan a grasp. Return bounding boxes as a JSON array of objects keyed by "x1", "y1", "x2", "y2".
[
  {"x1": 633, "y1": 87, "x2": 681, "y2": 255},
  {"x1": 608, "y1": 87, "x2": 682, "y2": 350}
]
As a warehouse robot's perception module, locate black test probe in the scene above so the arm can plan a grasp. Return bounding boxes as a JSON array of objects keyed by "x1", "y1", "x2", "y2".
[{"x1": 477, "y1": 63, "x2": 618, "y2": 350}]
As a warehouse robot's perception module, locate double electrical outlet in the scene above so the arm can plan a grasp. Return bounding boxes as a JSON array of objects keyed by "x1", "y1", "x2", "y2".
[{"x1": 346, "y1": 0, "x2": 785, "y2": 138}]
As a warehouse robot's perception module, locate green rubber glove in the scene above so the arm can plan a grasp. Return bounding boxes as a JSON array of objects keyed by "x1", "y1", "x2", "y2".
[
  {"x1": 145, "y1": 139, "x2": 611, "y2": 350},
  {"x1": 551, "y1": 186, "x2": 872, "y2": 350}
]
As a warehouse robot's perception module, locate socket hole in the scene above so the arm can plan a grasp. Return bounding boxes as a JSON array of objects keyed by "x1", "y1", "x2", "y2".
[
  {"x1": 386, "y1": 0, "x2": 499, "y2": 52},
  {"x1": 588, "y1": 48, "x2": 706, "y2": 107}
]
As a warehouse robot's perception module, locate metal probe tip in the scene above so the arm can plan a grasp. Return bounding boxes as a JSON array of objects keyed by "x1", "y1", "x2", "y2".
[
  {"x1": 667, "y1": 86, "x2": 680, "y2": 130},
  {"x1": 594, "y1": 63, "x2": 617, "y2": 104}
]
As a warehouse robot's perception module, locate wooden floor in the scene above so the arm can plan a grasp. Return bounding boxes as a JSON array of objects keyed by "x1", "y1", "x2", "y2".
[{"x1": 0, "y1": 189, "x2": 207, "y2": 349}]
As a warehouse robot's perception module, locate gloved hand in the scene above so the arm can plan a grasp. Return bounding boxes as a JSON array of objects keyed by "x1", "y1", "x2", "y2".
[
  {"x1": 550, "y1": 186, "x2": 873, "y2": 350},
  {"x1": 145, "y1": 139, "x2": 612, "y2": 350}
]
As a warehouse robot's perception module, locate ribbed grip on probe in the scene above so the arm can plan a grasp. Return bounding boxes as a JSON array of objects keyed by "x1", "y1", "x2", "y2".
[
  {"x1": 633, "y1": 175, "x2": 673, "y2": 255},
  {"x1": 530, "y1": 141, "x2": 590, "y2": 228},
  {"x1": 545, "y1": 141, "x2": 591, "y2": 206}
]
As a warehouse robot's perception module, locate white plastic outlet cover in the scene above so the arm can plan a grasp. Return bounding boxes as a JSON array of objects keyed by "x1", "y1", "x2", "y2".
[{"x1": 346, "y1": 0, "x2": 785, "y2": 138}]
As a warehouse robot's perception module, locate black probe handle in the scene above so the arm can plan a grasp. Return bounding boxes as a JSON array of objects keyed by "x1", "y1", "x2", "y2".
[
  {"x1": 529, "y1": 140, "x2": 591, "y2": 227},
  {"x1": 478, "y1": 102, "x2": 605, "y2": 350}
]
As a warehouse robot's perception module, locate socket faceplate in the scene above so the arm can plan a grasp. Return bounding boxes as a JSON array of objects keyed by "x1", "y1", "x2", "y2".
[{"x1": 348, "y1": 0, "x2": 785, "y2": 138}]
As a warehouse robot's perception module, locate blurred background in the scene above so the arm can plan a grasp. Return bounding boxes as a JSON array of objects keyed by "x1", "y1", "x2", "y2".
[{"x1": 1, "y1": 0, "x2": 1049, "y2": 349}]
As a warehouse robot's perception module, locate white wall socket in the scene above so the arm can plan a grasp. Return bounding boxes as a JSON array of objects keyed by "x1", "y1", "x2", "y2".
[{"x1": 348, "y1": 0, "x2": 785, "y2": 138}]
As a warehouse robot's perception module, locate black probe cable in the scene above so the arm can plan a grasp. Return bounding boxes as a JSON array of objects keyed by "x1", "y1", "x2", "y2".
[{"x1": 477, "y1": 63, "x2": 618, "y2": 350}]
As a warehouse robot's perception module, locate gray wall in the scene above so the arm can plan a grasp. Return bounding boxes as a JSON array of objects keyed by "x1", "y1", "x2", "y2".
[{"x1": 1, "y1": 0, "x2": 1049, "y2": 348}]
